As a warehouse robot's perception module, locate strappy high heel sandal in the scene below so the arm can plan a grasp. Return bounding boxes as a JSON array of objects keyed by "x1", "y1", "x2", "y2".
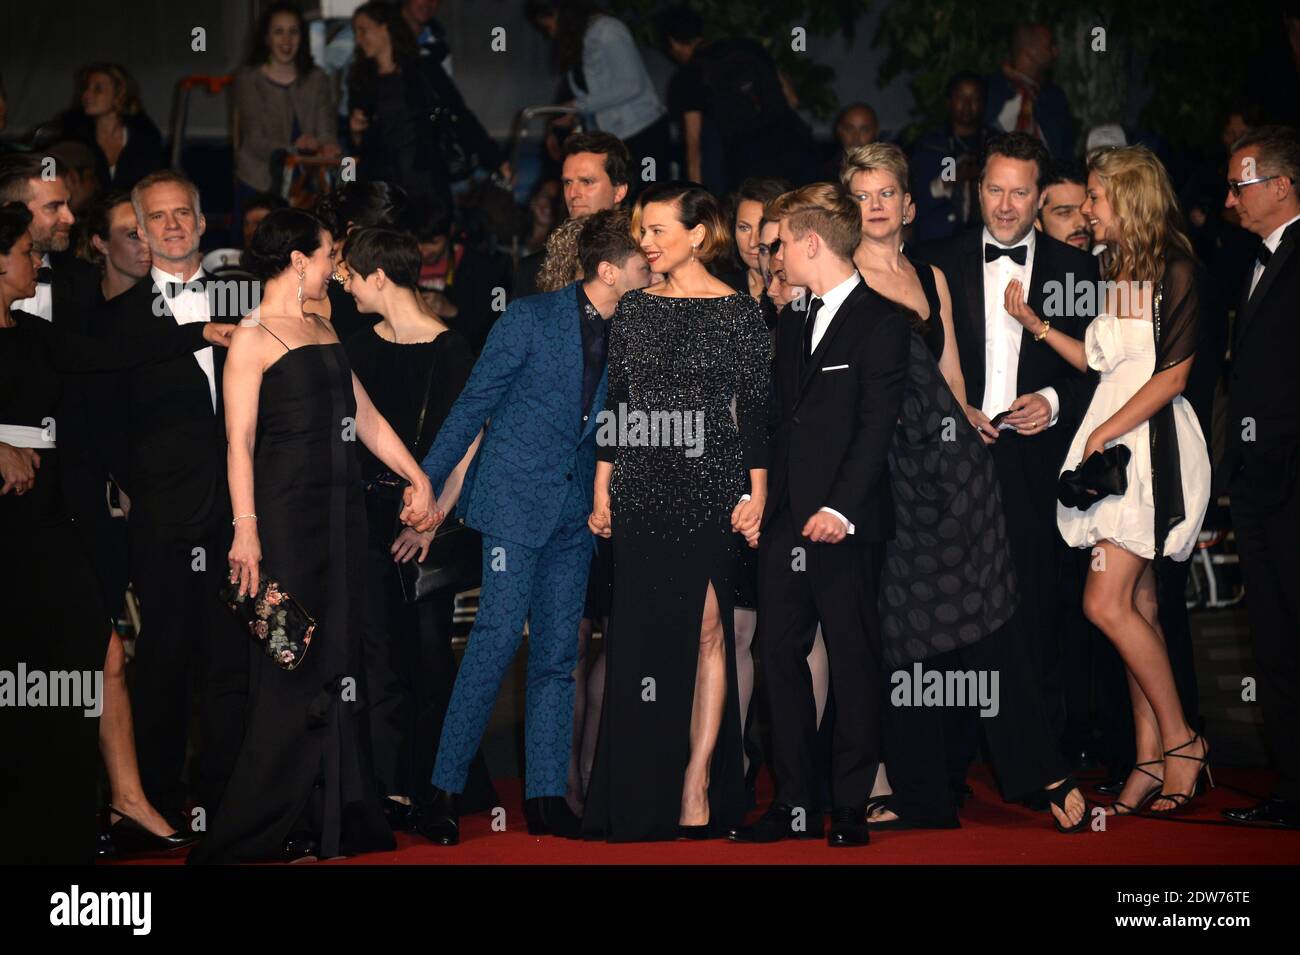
[
  {"x1": 1045, "y1": 776, "x2": 1089, "y2": 834},
  {"x1": 1106, "y1": 760, "x2": 1165, "y2": 816},
  {"x1": 1150, "y1": 734, "x2": 1213, "y2": 815}
]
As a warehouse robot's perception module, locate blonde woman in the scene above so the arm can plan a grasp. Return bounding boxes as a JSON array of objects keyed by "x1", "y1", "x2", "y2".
[{"x1": 1004, "y1": 145, "x2": 1212, "y2": 815}]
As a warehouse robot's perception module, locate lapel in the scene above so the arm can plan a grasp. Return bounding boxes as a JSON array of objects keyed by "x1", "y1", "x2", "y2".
[
  {"x1": 1237, "y1": 221, "x2": 1300, "y2": 348},
  {"x1": 1016, "y1": 235, "x2": 1052, "y2": 392},
  {"x1": 558, "y1": 283, "x2": 585, "y2": 442},
  {"x1": 961, "y1": 229, "x2": 986, "y2": 386},
  {"x1": 797, "y1": 278, "x2": 868, "y2": 396}
]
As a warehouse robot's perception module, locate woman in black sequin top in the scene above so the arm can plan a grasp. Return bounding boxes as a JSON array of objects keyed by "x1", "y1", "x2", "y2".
[{"x1": 582, "y1": 183, "x2": 770, "y2": 841}]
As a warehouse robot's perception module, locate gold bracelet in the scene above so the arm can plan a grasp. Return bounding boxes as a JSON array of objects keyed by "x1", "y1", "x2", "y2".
[
  {"x1": 1034, "y1": 321, "x2": 1052, "y2": 342},
  {"x1": 232, "y1": 513, "x2": 257, "y2": 526}
]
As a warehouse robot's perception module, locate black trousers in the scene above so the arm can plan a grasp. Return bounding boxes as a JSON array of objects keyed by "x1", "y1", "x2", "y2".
[
  {"x1": 1231, "y1": 476, "x2": 1300, "y2": 800},
  {"x1": 988, "y1": 434, "x2": 1065, "y2": 742},
  {"x1": 129, "y1": 516, "x2": 248, "y2": 817},
  {"x1": 359, "y1": 512, "x2": 495, "y2": 810},
  {"x1": 757, "y1": 502, "x2": 883, "y2": 811},
  {"x1": 882, "y1": 615, "x2": 1070, "y2": 823}
]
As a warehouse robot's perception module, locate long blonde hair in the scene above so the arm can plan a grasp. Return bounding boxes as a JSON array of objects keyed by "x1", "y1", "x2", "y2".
[{"x1": 1088, "y1": 145, "x2": 1194, "y2": 283}]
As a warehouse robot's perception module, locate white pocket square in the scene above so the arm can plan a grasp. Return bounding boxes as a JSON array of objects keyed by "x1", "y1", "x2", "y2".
[{"x1": 820, "y1": 364, "x2": 849, "y2": 372}]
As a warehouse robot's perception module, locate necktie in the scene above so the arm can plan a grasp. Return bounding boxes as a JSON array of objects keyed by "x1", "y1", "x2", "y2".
[
  {"x1": 36, "y1": 267, "x2": 53, "y2": 285},
  {"x1": 985, "y1": 243, "x2": 1028, "y2": 265},
  {"x1": 802, "y1": 297, "x2": 824, "y2": 361}
]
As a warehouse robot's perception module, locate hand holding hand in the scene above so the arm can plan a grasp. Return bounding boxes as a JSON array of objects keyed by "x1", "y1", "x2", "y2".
[
  {"x1": 588, "y1": 491, "x2": 612, "y2": 538},
  {"x1": 1003, "y1": 279, "x2": 1045, "y2": 334},
  {"x1": 1003, "y1": 392, "x2": 1052, "y2": 436},
  {"x1": 731, "y1": 495, "x2": 763, "y2": 546},
  {"x1": 401, "y1": 479, "x2": 442, "y2": 533},
  {"x1": 801, "y1": 510, "x2": 847, "y2": 544},
  {"x1": 0, "y1": 443, "x2": 39, "y2": 496}
]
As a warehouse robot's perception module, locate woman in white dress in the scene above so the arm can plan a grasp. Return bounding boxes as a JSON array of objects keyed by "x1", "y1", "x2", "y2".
[{"x1": 1002, "y1": 145, "x2": 1212, "y2": 816}]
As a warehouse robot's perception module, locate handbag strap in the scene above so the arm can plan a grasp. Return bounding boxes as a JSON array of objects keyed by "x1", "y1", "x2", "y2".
[{"x1": 409, "y1": 347, "x2": 438, "y2": 456}]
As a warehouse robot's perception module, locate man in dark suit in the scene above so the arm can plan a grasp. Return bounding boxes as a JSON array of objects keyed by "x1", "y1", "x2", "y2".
[
  {"x1": 923, "y1": 132, "x2": 1098, "y2": 758},
  {"x1": 99, "y1": 169, "x2": 249, "y2": 826},
  {"x1": 1220, "y1": 125, "x2": 1300, "y2": 830},
  {"x1": 730, "y1": 183, "x2": 909, "y2": 847}
]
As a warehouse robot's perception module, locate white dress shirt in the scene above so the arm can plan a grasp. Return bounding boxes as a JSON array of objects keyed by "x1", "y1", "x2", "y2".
[
  {"x1": 979, "y1": 228, "x2": 1059, "y2": 426},
  {"x1": 154, "y1": 264, "x2": 217, "y2": 411},
  {"x1": 808, "y1": 270, "x2": 862, "y2": 535},
  {"x1": 1249, "y1": 213, "x2": 1300, "y2": 298},
  {"x1": 13, "y1": 253, "x2": 53, "y2": 321}
]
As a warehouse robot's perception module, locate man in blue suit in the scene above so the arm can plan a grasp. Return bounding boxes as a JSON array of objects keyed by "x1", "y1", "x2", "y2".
[{"x1": 415, "y1": 210, "x2": 650, "y2": 844}]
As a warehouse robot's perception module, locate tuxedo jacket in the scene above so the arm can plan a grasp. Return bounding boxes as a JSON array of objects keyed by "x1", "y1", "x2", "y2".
[
  {"x1": 763, "y1": 278, "x2": 911, "y2": 542},
  {"x1": 1224, "y1": 219, "x2": 1300, "y2": 505},
  {"x1": 923, "y1": 227, "x2": 1100, "y2": 456},
  {"x1": 97, "y1": 276, "x2": 237, "y2": 527}
]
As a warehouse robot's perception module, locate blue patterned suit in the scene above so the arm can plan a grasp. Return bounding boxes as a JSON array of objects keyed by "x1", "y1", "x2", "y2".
[{"x1": 421, "y1": 283, "x2": 605, "y2": 799}]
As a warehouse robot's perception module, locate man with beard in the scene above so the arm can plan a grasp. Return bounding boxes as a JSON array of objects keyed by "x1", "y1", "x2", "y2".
[{"x1": 1036, "y1": 162, "x2": 1092, "y2": 251}]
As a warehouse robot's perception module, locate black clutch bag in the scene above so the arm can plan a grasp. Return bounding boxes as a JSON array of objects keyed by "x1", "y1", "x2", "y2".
[
  {"x1": 219, "y1": 573, "x2": 316, "y2": 671},
  {"x1": 395, "y1": 518, "x2": 482, "y2": 603},
  {"x1": 1058, "y1": 445, "x2": 1132, "y2": 510}
]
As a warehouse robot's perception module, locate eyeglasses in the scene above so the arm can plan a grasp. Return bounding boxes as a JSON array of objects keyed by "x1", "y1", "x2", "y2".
[{"x1": 1227, "y1": 175, "x2": 1280, "y2": 198}]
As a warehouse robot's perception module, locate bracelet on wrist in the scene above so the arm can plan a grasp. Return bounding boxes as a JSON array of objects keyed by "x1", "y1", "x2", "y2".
[
  {"x1": 232, "y1": 513, "x2": 257, "y2": 526},
  {"x1": 1034, "y1": 321, "x2": 1052, "y2": 342}
]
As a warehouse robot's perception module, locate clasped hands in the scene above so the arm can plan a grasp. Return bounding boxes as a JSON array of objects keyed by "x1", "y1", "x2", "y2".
[{"x1": 400, "y1": 479, "x2": 444, "y2": 534}]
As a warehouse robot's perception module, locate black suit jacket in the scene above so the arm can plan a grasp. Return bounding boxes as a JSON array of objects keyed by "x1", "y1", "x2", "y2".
[
  {"x1": 922, "y1": 227, "x2": 1100, "y2": 460},
  {"x1": 1224, "y1": 219, "x2": 1300, "y2": 503},
  {"x1": 764, "y1": 278, "x2": 911, "y2": 541},
  {"x1": 98, "y1": 276, "x2": 236, "y2": 527}
]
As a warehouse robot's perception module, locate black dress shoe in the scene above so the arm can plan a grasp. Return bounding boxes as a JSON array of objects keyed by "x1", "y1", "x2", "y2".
[
  {"x1": 415, "y1": 787, "x2": 460, "y2": 845},
  {"x1": 381, "y1": 796, "x2": 417, "y2": 832},
  {"x1": 281, "y1": 833, "x2": 319, "y2": 863},
  {"x1": 828, "y1": 807, "x2": 871, "y2": 847},
  {"x1": 523, "y1": 796, "x2": 582, "y2": 838},
  {"x1": 1222, "y1": 797, "x2": 1300, "y2": 829},
  {"x1": 104, "y1": 805, "x2": 199, "y2": 855},
  {"x1": 728, "y1": 804, "x2": 824, "y2": 843}
]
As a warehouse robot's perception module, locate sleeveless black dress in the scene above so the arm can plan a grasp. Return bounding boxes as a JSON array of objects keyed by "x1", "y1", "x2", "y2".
[
  {"x1": 876, "y1": 259, "x2": 1018, "y2": 669},
  {"x1": 189, "y1": 341, "x2": 393, "y2": 863}
]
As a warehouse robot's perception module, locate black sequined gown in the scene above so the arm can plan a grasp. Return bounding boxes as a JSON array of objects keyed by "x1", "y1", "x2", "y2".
[{"x1": 582, "y1": 290, "x2": 770, "y2": 841}]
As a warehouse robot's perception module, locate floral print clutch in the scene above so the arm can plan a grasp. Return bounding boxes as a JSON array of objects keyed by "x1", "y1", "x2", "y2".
[{"x1": 219, "y1": 574, "x2": 317, "y2": 671}]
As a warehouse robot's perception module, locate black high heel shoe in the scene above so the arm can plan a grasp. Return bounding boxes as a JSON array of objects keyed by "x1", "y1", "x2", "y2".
[
  {"x1": 1106, "y1": 760, "x2": 1165, "y2": 816},
  {"x1": 104, "y1": 804, "x2": 198, "y2": 854},
  {"x1": 1044, "y1": 777, "x2": 1089, "y2": 834},
  {"x1": 1150, "y1": 735, "x2": 1213, "y2": 814}
]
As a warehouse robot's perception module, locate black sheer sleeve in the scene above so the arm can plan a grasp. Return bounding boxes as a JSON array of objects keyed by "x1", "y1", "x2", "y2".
[
  {"x1": 596, "y1": 301, "x2": 627, "y2": 465},
  {"x1": 1155, "y1": 254, "x2": 1200, "y2": 377},
  {"x1": 732, "y1": 294, "x2": 772, "y2": 472}
]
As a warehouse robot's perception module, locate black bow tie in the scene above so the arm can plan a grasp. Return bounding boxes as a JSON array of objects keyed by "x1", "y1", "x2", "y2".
[
  {"x1": 985, "y1": 243, "x2": 1028, "y2": 265},
  {"x1": 165, "y1": 277, "x2": 205, "y2": 297},
  {"x1": 36, "y1": 267, "x2": 53, "y2": 285},
  {"x1": 1255, "y1": 244, "x2": 1273, "y2": 268}
]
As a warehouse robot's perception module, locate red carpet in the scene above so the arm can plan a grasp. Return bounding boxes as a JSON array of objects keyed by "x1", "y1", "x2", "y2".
[{"x1": 104, "y1": 765, "x2": 1300, "y2": 866}]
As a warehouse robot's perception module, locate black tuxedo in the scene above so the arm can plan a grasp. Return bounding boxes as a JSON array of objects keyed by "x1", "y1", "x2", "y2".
[
  {"x1": 758, "y1": 278, "x2": 911, "y2": 811},
  {"x1": 1226, "y1": 218, "x2": 1300, "y2": 800},
  {"x1": 97, "y1": 272, "x2": 247, "y2": 817},
  {"x1": 921, "y1": 228, "x2": 1099, "y2": 748}
]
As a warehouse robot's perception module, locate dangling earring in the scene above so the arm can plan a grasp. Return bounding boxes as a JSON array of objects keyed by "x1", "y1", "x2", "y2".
[
  {"x1": 690, "y1": 244, "x2": 697, "y2": 262},
  {"x1": 296, "y1": 270, "x2": 304, "y2": 306}
]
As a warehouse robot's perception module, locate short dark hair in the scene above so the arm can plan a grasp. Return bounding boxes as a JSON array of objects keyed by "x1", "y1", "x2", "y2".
[
  {"x1": 1042, "y1": 160, "x2": 1087, "y2": 191},
  {"x1": 242, "y1": 207, "x2": 328, "y2": 282},
  {"x1": 578, "y1": 208, "x2": 638, "y2": 277},
  {"x1": 316, "y1": 180, "x2": 409, "y2": 235},
  {"x1": 657, "y1": 5, "x2": 703, "y2": 46},
  {"x1": 0, "y1": 201, "x2": 33, "y2": 256},
  {"x1": 981, "y1": 132, "x2": 1052, "y2": 191},
  {"x1": 562, "y1": 132, "x2": 630, "y2": 189},
  {"x1": 76, "y1": 189, "x2": 133, "y2": 263},
  {"x1": 732, "y1": 176, "x2": 792, "y2": 223},
  {"x1": 633, "y1": 180, "x2": 732, "y2": 264},
  {"x1": 243, "y1": 191, "x2": 288, "y2": 218},
  {"x1": 408, "y1": 194, "x2": 453, "y2": 242},
  {"x1": 946, "y1": 70, "x2": 986, "y2": 101},
  {"x1": 0, "y1": 153, "x2": 55, "y2": 205},
  {"x1": 342, "y1": 226, "x2": 421, "y2": 291}
]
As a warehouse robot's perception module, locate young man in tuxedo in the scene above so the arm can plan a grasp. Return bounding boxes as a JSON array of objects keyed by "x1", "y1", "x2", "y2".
[
  {"x1": 415, "y1": 209, "x2": 649, "y2": 845},
  {"x1": 98, "y1": 169, "x2": 249, "y2": 828},
  {"x1": 924, "y1": 133, "x2": 1098, "y2": 762},
  {"x1": 1220, "y1": 125, "x2": 1300, "y2": 830},
  {"x1": 730, "y1": 183, "x2": 910, "y2": 847}
]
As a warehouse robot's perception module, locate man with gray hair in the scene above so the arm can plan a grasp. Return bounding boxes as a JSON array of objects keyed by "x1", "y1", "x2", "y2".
[
  {"x1": 97, "y1": 168, "x2": 248, "y2": 829},
  {"x1": 1221, "y1": 125, "x2": 1300, "y2": 830}
]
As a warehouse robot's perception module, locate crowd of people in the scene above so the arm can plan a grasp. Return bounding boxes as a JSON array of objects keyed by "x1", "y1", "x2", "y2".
[{"x1": 1, "y1": 0, "x2": 1299, "y2": 864}]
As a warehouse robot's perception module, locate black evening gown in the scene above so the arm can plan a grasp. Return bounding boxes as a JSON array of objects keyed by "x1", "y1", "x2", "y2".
[
  {"x1": 0, "y1": 310, "x2": 209, "y2": 863},
  {"x1": 582, "y1": 290, "x2": 770, "y2": 842},
  {"x1": 189, "y1": 342, "x2": 393, "y2": 863}
]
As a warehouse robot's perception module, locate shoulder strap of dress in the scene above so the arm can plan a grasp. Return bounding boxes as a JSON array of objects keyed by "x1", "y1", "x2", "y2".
[
  {"x1": 257, "y1": 321, "x2": 291, "y2": 353},
  {"x1": 910, "y1": 255, "x2": 942, "y2": 321}
]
